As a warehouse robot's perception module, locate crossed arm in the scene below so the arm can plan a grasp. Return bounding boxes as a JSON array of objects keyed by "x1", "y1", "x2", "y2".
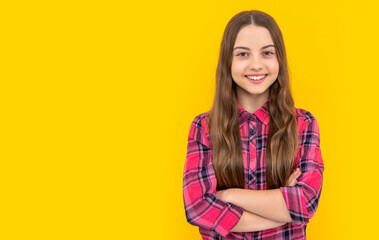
[
  {"x1": 215, "y1": 168, "x2": 301, "y2": 233},
  {"x1": 217, "y1": 188, "x2": 291, "y2": 232}
]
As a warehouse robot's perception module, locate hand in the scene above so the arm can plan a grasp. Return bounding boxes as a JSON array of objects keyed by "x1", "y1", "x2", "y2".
[
  {"x1": 286, "y1": 168, "x2": 301, "y2": 187},
  {"x1": 215, "y1": 189, "x2": 229, "y2": 202}
]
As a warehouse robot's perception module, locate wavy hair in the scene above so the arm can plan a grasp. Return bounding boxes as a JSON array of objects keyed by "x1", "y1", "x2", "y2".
[{"x1": 207, "y1": 10, "x2": 298, "y2": 190}]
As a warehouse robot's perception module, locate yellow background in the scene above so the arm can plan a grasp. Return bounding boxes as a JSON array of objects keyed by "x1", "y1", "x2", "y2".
[{"x1": 1, "y1": 0, "x2": 378, "y2": 239}]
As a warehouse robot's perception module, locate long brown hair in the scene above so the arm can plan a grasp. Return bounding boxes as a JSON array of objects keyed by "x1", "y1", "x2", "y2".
[{"x1": 207, "y1": 10, "x2": 298, "y2": 190}]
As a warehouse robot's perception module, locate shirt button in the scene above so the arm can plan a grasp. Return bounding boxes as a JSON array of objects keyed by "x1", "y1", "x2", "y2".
[
  {"x1": 249, "y1": 115, "x2": 257, "y2": 121},
  {"x1": 249, "y1": 128, "x2": 256, "y2": 136}
]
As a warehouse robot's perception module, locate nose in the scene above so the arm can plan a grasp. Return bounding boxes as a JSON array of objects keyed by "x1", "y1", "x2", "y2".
[{"x1": 249, "y1": 56, "x2": 263, "y2": 71}]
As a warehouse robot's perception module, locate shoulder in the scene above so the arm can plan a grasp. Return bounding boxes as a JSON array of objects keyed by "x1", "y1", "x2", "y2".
[
  {"x1": 295, "y1": 107, "x2": 319, "y2": 133},
  {"x1": 188, "y1": 111, "x2": 211, "y2": 147},
  {"x1": 191, "y1": 111, "x2": 209, "y2": 128}
]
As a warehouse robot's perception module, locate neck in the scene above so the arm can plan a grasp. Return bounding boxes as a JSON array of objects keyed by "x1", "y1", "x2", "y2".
[{"x1": 236, "y1": 88, "x2": 269, "y2": 114}]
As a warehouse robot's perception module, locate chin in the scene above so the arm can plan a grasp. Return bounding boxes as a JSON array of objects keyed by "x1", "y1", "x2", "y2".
[
  {"x1": 249, "y1": 92, "x2": 267, "y2": 96},
  {"x1": 247, "y1": 87, "x2": 269, "y2": 95}
]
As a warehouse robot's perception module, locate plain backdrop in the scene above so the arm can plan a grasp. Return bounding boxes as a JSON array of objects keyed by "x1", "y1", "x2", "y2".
[{"x1": 1, "y1": 0, "x2": 378, "y2": 239}]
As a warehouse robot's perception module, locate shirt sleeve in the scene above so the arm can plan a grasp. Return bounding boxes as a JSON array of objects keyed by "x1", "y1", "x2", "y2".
[
  {"x1": 279, "y1": 113, "x2": 324, "y2": 226},
  {"x1": 183, "y1": 114, "x2": 244, "y2": 237}
]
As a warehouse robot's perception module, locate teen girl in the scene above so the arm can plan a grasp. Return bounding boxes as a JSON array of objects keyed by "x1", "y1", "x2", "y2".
[{"x1": 182, "y1": 10, "x2": 324, "y2": 240}]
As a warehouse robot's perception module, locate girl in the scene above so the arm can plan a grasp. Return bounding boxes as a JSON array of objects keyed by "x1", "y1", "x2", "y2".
[{"x1": 183, "y1": 10, "x2": 324, "y2": 240}]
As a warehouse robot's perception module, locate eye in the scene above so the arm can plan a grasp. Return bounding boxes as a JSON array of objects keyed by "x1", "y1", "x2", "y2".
[
  {"x1": 263, "y1": 51, "x2": 274, "y2": 56},
  {"x1": 236, "y1": 52, "x2": 248, "y2": 57}
]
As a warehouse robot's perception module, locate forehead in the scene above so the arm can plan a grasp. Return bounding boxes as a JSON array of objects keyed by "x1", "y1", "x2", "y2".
[{"x1": 234, "y1": 25, "x2": 274, "y2": 48}]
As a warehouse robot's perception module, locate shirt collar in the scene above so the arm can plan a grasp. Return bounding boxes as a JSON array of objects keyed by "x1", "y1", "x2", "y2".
[{"x1": 237, "y1": 99, "x2": 270, "y2": 126}]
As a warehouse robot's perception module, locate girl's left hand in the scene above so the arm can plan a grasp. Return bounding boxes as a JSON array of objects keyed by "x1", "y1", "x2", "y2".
[
  {"x1": 286, "y1": 168, "x2": 301, "y2": 187},
  {"x1": 215, "y1": 189, "x2": 229, "y2": 202}
]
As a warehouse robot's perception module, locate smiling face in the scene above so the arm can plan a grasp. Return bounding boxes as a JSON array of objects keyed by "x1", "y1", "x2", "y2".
[{"x1": 231, "y1": 24, "x2": 279, "y2": 106}]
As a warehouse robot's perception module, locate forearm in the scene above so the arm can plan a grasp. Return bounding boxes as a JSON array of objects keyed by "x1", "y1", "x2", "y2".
[
  {"x1": 227, "y1": 188, "x2": 292, "y2": 223},
  {"x1": 230, "y1": 210, "x2": 287, "y2": 233}
]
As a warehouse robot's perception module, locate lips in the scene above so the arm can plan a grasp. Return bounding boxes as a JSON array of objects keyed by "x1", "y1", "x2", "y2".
[
  {"x1": 245, "y1": 74, "x2": 267, "y2": 77},
  {"x1": 245, "y1": 74, "x2": 267, "y2": 83}
]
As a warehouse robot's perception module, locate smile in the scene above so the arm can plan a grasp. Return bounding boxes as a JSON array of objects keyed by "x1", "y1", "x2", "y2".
[
  {"x1": 245, "y1": 74, "x2": 267, "y2": 80},
  {"x1": 245, "y1": 74, "x2": 267, "y2": 83}
]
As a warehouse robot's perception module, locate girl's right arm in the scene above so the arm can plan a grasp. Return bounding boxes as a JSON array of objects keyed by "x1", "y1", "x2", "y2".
[
  {"x1": 231, "y1": 210, "x2": 287, "y2": 233},
  {"x1": 230, "y1": 168, "x2": 300, "y2": 233}
]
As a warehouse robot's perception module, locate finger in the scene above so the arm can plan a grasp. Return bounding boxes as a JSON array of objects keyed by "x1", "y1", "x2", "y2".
[
  {"x1": 289, "y1": 175, "x2": 299, "y2": 186},
  {"x1": 287, "y1": 179, "x2": 295, "y2": 186},
  {"x1": 296, "y1": 168, "x2": 302, "y2": 178},
  {"x1": 287, "y1": 175, "x2": 295, "y2": 186},
  {"x1": 287, "y1": 174, "x2": 297, "y2": 186},
  {"x1": 287, "y1": 169, "x2": 301, "y2": 186},
  {"x1": 287, "y1": 175, "x2": 296, "y2": 185},
  {"x1": 287, "y1": 178, "x2": 297, "y2": 186},
  {"x1": 292, "y1": 169, "x2": 301, "y2": 178},
  {"x1": 288, "y1": 169, "x2": 299, "y2": 182}
]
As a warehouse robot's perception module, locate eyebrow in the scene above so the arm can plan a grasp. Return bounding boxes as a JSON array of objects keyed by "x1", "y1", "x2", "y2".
[{"x1": 233, "y1": 44, "x2": 275, "y2": 51}]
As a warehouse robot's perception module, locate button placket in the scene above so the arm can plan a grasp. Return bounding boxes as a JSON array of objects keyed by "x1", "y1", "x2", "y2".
[
  {"x1": 247, "y1": 115, "x2": 257, "y2": 189},
  {"x1": 249, "y1": 128, "x2": 256, "y2": 136},
  {"x1": 248, "y1": 119, "x2": 256, "y2": 142}
]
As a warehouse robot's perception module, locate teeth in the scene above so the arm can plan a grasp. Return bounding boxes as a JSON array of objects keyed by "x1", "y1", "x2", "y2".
[{"x1": 246, "y1": 75, "x2": 266, "y2": 80}]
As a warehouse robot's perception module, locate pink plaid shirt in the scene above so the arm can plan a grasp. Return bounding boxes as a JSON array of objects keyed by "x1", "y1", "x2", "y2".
[{"x1": 183, "y1": 99, "x2": 324, "y2": 239}]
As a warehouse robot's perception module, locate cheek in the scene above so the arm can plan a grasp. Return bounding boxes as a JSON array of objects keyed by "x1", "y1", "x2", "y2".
[
  {"x1": 231, "y1": 62, "x2": 245, "y2": 75},
  {"x1": 268, "y1": 60, "x2": 280, "y2": 73}
]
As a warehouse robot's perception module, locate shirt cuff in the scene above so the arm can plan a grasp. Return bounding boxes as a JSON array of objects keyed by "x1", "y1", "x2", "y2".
[
  {"x1": 279, "y1": 186, "x2": 309, "y2": 226},
  {"x1": 214, "y1": 202, "x2": 244, "y2": 237}
]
